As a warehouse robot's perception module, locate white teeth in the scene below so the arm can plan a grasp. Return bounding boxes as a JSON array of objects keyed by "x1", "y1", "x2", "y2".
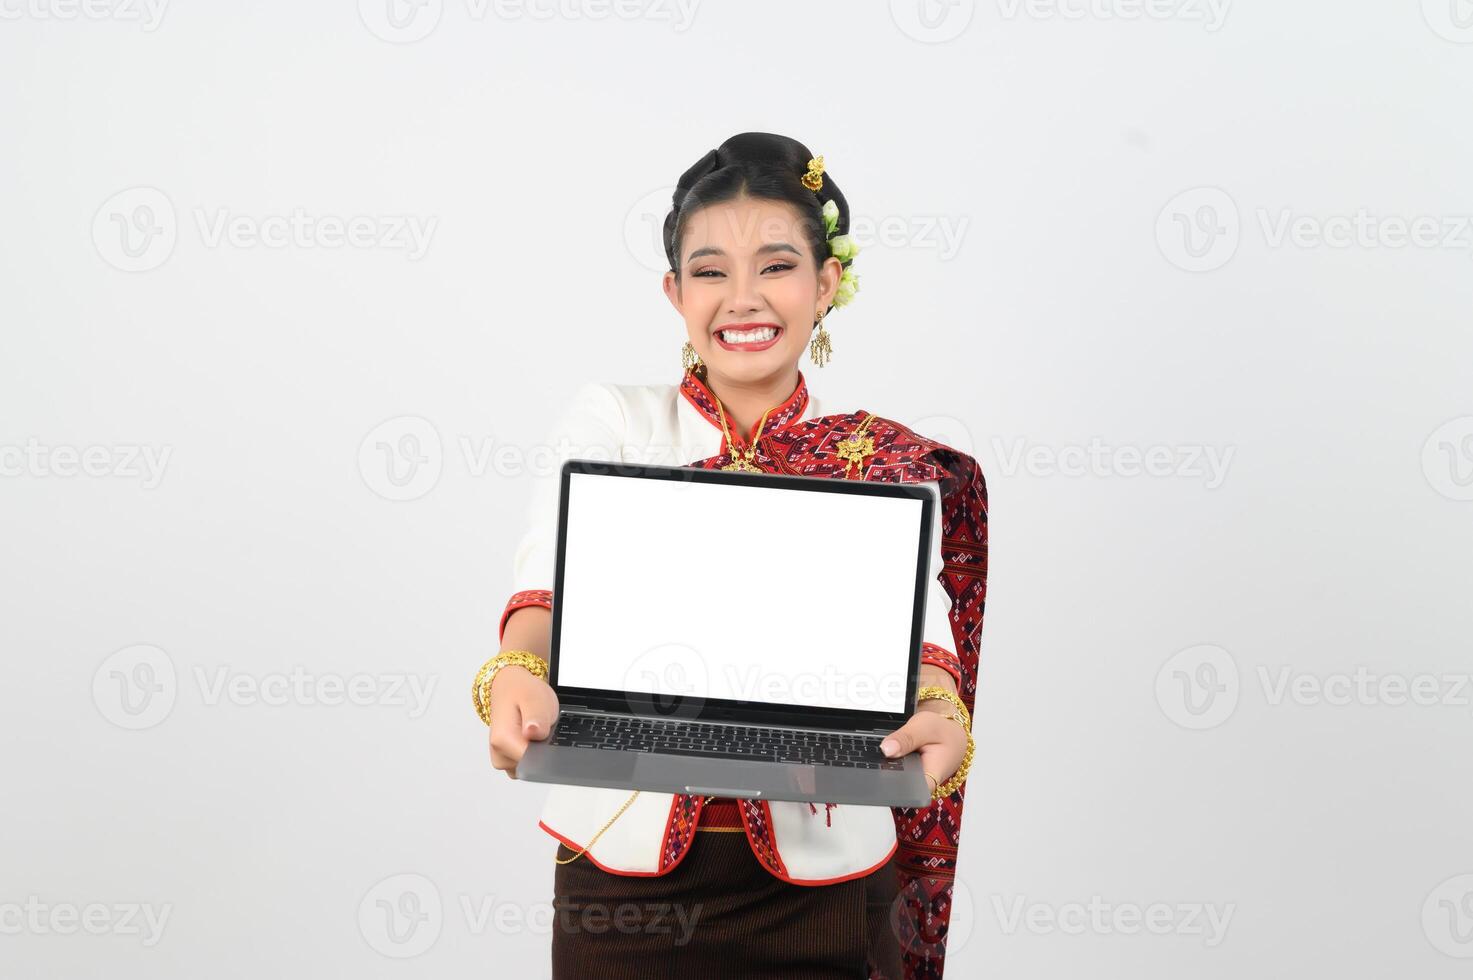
[{"x1": 720, "y1": 326, "x2": 778, "y2": 344}]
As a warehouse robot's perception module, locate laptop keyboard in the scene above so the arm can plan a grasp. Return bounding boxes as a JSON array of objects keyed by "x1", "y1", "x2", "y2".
[{"x1": 549, "y1": 714, "x2": 906, "y2": 771}]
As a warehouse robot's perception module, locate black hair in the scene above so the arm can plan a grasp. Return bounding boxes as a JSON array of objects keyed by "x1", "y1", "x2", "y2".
[{"x1": 662, "y1": 132, "x2": 851, "y2": 313}]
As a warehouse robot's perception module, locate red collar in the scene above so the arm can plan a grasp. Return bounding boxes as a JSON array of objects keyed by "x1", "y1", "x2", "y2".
[{"x1": 679, "y1": 368, "x2": 811, "y2": 452}]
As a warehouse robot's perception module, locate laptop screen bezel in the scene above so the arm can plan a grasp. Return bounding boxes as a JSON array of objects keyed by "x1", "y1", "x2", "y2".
[{"x1": 546, "y1": 458, "x2": 937, "y2": 732}]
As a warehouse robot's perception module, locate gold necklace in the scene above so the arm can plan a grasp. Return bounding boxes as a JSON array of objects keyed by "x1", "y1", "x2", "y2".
[
  {"x1": 715, "y1": 398, "x2": 776, "y2": 473},
  {"x1": 552, "y1": 792, "x2": 714, "y2": 865}
]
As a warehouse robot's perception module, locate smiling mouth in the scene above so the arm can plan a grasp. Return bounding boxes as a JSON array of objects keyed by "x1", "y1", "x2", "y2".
[{"x1": 714, "y1": 324, "x2": 784, "y2": 351}]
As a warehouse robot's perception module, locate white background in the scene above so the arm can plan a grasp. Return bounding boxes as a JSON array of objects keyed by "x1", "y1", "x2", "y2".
[{"x1": 2, "y1": 1, "x2": 1472, "y2": 977}]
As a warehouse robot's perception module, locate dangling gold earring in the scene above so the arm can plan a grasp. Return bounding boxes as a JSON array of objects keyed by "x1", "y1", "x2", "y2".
[
  {"x1": 681, "y1": 339, "x2": 706, "y2": 376},
  {"x1": 809, "y1": 308, "x2": 833, "y2": 367}
]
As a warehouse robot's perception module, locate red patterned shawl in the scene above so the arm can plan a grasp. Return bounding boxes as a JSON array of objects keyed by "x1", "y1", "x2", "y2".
[{"x1": 682, "y1": 406, "x2": 989, "y2": 980}]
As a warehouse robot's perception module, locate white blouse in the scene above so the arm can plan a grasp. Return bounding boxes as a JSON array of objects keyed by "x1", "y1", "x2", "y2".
[{"x1": 504, "y1": 374, "x2": 957, "y2": 883}]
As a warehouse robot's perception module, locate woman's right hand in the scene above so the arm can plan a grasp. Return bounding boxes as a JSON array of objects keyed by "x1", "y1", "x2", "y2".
[{"x1": 487, "y1": 665, "x2": 561, "y2": 779}]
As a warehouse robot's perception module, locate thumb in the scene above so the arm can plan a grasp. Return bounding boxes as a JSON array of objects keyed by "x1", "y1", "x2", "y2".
[
  {"x1": 520, "y1": 688, "x2": 560, "y2": 740},
  {"x1": 880, "y1": 721, "x2": 921, "y2": 758}
]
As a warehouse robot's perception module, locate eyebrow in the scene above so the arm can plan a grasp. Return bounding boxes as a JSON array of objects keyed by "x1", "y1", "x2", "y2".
[{"x1": 685, "y1": 242, "x2": 801, "y2": 264}]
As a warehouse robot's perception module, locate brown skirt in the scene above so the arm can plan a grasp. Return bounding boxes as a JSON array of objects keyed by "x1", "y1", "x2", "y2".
[{"x1": 551, "y1": 831, "x2": 904, "y2": 979}]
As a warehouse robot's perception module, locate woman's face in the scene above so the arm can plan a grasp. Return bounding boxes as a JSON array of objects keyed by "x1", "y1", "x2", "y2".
[{"x1": 663, "y1": 196, "x2": 842, "y2": 387}]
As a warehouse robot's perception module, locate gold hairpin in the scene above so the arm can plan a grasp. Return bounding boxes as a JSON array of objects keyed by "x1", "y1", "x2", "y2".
[{"x1": 801, "y1": 155, "x2": 824, "y2": 192}]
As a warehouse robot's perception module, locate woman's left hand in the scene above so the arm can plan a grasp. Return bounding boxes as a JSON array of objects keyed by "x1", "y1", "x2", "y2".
[{"x1": 879, "y1": 689, "x2": 969, "y2": 795}]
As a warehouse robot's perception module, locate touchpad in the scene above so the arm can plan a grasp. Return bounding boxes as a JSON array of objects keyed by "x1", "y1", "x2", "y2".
[{"x1": 632, "y1": 754, "x2": 818, "y2": 796}]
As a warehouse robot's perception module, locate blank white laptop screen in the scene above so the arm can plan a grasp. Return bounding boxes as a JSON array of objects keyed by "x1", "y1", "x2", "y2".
[{"x1": 556, "y1": 471, "x2": 926, "y2": 715}]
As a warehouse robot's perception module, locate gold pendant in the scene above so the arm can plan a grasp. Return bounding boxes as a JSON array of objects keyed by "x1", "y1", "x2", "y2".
[
  {"x1": 721, "y1": 442, "x2": 763, "y2": 472},
  {"x1": 835, "y1": 414, "x2": 877, "y2": 477}
]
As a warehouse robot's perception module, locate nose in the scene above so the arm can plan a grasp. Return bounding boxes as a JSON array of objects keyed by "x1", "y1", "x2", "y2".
[{"x1": 723, "y1": 267, "x2": 765, "y2": 318}]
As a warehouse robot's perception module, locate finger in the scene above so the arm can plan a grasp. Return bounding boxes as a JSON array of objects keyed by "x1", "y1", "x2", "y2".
[
  {"x1": 489, "y1": 734, "x2": 519, "y2": 773},
  {"x1": 519, "y1": 685, "x2": 560, "y2": 740},
  {"x1": 880, "y1": 715, "x2": 936, "y2": 757},
  {"x1": 489, "y1": 698, "x2": 527, "y2": 767},
  {"x1": 877, "y1": 710, "x2": 948, "y2": 754}
]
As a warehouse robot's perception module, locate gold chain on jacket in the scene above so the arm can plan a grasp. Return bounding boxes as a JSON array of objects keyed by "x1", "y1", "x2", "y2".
[{"x1": 554, "y1": 792, "x2": 715, "y2": 865}]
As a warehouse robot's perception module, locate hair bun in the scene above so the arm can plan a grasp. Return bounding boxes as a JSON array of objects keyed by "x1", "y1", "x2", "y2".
[
  {"x1": 673, "y1": 148, "x2": 720, "y2": 205},
  {"x1": 662, "y1": 131, "x2": 851, "y2": 304}
]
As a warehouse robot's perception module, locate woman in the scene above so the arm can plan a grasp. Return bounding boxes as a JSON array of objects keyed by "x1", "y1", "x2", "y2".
[{"x1": 477, "y1": 132, "x2": 989, "y2": 979}]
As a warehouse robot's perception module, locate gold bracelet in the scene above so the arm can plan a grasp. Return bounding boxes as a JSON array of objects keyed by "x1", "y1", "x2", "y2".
[
  {"x1": 915, "y1": 685, "x2": 971, "y2": 731},
  {"x1": 915, "y1": 685, "x2": 974, "y2": 801},
  {"x1": 472, "y1": 650, "x2": 549, "y2": 727}
]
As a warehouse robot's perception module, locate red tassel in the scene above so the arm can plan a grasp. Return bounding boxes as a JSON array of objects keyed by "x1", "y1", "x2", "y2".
[
  {"x1": 808, "y1": 802, "x2": 817, "y2": 815},
  {"x1": 825, "y1": 803, "x2": 834, "y2": 827}
]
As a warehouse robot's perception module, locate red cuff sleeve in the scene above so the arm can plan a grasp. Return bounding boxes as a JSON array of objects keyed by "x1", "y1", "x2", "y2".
[
  {"x1": 920, "y1": 641, "x2": 964, "y2": 691},
  {"x1": 499, "y1": 589, "x2": 553, "y2": 644}
]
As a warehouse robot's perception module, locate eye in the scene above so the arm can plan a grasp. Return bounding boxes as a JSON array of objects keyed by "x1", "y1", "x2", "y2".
[{"x1": 691, "y1": 262, "x2": 793, "y2": 278}]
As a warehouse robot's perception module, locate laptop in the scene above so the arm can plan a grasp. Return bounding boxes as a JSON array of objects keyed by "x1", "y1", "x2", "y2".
[{"x1": 516, "y1": 458, "x2": 937, "y2": 808}]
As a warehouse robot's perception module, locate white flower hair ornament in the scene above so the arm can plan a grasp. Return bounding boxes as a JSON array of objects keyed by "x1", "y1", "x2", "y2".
[{"x1": 802, "y1": 156, "x2": 860, "y2": 366}]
